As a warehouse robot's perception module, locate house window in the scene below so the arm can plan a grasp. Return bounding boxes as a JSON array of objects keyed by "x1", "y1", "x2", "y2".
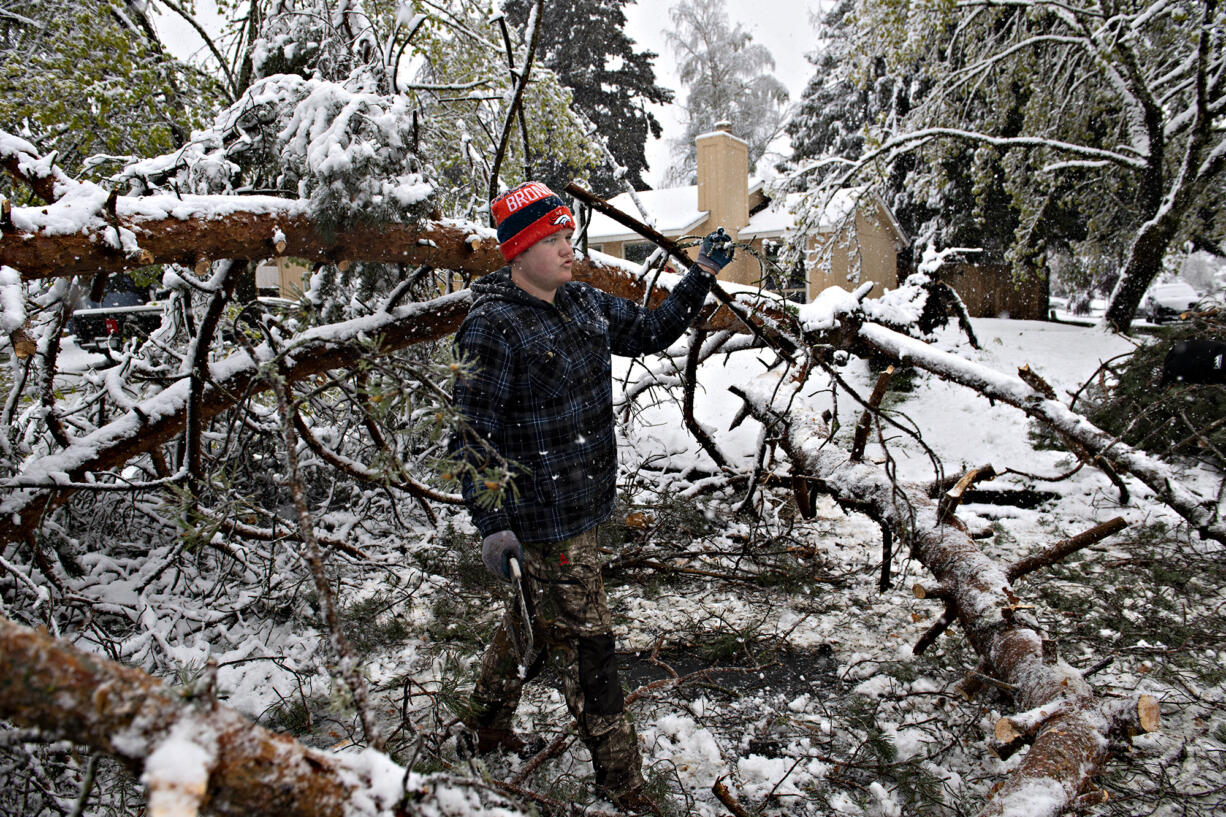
[
  {"x1": 761, "y1": 240, "x2": 808, "y2": 303},
  {"x1": 624, "y1": 241, "x2": 655, "y2": 265}
]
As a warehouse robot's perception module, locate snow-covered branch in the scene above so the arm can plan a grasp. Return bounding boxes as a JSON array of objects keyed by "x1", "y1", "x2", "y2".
[
  {"x1": 0, "y1": 613, "x2": 524, "y2": 817},
  {"x1": 854, "y1": 321, "x2": 1225, "y2": 542},
  {"x1": 731, "y1": 370, "x2": 1158, "y2": 817}
]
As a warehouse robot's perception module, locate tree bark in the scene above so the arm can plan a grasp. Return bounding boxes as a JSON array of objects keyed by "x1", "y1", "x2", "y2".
[
  {"x1": 1, "y1": 205, "x2": 508, "y2": 281},
  {"x1": 0, "y1": 615, "x2": 398, "y2": 817},
  {"x1": 729, "y1": 382, "x2": 1155, "y2": 817}
]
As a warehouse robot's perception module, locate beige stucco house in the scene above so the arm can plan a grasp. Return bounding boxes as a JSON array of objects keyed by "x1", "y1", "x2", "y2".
[
  {"x1": 255, "y1": 256, "x2": 309, "y2": 298},
  {"x1": 585, "y1": 125, "x2": 908, "y2": 302}
]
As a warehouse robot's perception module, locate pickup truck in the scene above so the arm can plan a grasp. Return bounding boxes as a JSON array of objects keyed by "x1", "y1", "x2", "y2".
[{"x1": 69, "y1": 279, "x2": 165, "y2": 349}]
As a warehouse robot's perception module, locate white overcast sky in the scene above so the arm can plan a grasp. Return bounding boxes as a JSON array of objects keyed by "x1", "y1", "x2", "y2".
[{"x1": 154, "y1": 0, "x2": 825, "y2": 188}]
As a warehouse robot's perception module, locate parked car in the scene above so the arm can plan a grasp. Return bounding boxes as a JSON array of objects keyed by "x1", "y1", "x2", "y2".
[
  {"x1": 1140, "y1": 281, "x2": 1201, "y2": 323},
  {"x1": 69, "y1": 276, "x2": 165, "y2": 349}
]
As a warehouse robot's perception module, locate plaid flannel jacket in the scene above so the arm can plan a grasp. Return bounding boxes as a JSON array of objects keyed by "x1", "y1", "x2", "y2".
[{"x1": 450, "y1": 264, "x2": 713, "y2": 543}]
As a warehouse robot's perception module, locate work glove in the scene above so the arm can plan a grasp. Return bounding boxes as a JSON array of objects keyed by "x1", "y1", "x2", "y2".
[
  {"x1": 697, "y1": 227, "x2": 735, "y2": 272},
  {"x1": 481, "y1": 530, "x2": 523, "y2": 582}
]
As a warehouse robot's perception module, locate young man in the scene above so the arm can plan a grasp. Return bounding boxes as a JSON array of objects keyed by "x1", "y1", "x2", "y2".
[{"x1": 449, "y1": 181, "x2": 733, "y2": 812}]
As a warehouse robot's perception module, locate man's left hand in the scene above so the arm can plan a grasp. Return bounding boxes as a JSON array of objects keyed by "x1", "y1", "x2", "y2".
[{"x1": 697, "y1": 227, "x2": 735, "y2": 273}]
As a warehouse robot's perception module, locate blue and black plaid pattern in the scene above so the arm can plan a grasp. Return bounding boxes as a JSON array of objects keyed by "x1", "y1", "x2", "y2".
[{"x1": 450, "y1": 265, "x2": 713, "y2": 543}]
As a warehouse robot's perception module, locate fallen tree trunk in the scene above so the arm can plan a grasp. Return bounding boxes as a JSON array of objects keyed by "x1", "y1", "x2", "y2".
[
  {"x1": 0, "y1": 290, "x2": 466, "y2": 545},
  {"x1": 1, "y1": 204, "x2": 511, "y2": 282},
  {"x1": 0, "y1": 239, "x2": 780, "y2": 546},
  {"x1": 730, "y1": 382, "x2": 1158, "y2": 817},
  {"x1": 0, "y1": 156, "x2": 785, "y2": 546},
  {"x1": 0, "y1": 615, "x2": 401, "y2": 817}
]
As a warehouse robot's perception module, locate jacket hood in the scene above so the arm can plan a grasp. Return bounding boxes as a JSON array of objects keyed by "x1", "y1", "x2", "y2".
[{"x1": 470, "y1": 267, "x2": 555, "y2": 311}]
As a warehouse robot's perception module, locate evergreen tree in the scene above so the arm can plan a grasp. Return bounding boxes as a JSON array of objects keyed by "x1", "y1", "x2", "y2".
[
  {"x1": 664, "y1": 0, "x2": 788, "y2": 185},
  {"x1": 784, "y1": 1, "x2": 876, "y2": 167},
  {"x1": 785, "y1": 0, "x2": 1031, "y2": 264},
  {"x1": 502, "y1": 0, "x2": 672, "y2": 194}
]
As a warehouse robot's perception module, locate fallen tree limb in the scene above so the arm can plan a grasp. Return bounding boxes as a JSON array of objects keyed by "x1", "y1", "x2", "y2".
[
  {"x1": 0, "y1": 254, "x2": 746, "y2": 545},
  {"x1": 0, "y1": 186, "x2": 512, "y2": 281},
  {"x1": 565, "y1": 181, "x2": 797, "y2": 360},
  {"x1": 0, "y1": 615, "x2": 400, "y2": 817},
  {"x1": 0, "y1": 290, "x2": 470, "y2": 545},
  {"x1": 1008, "y1": 517, "x2": 1129, "y2": 582},
  {"x1": 729, "y1": 381, "x2": 1152, "y2": 817},
  {"x1": 854, "y1": 321, "x2": 1225, "y2": 544}
]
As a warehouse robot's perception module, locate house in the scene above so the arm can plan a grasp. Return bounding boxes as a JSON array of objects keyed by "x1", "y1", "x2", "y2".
[
  {"x1": 584, "y1": 124, "x2": 909, "y2": 303},
  {"x1": 256, "y1": 257, "x2": 309, "y2": 298}
]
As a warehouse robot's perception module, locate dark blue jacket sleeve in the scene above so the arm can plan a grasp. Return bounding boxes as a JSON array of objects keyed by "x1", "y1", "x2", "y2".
[
  {"x1": 449, "y1": 315, "x2": 513, "y2": 537},
  {"x1": 600, "y1": 264, "x2": 714, "y2": 356}
]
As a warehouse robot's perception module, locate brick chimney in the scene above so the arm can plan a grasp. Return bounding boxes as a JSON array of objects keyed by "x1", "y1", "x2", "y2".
[{"x1": 696, "y1": 123, "x2": 752, "y2": 284}]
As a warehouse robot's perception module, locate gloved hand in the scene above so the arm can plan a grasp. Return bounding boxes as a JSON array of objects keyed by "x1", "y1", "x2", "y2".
[
  {"x1": 481, "y1": 530, "x2": 523, "y2": 582},
  {"x1": 697, "y1": 227, "x2": 735, "y2": 272}
]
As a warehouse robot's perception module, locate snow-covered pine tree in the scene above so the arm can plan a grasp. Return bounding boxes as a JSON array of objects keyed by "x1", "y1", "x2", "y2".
[
  {"x1": 404, "y1": 0, "x2": 599, "y2": 215},
  {"x1": 0, "y1": 0, "x2": 223, "y2": 195},
  {"x1": 782, "y1": 0, "x2": 1037, "y2": 272},
  {"x1": 786, "y1": 0, "x2": 1226, "y2": 331}
]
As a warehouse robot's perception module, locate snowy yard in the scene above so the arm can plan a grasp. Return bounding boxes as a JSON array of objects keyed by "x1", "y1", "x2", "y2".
[{"x1": 170, "y1": 315, "x2": 1225, "y2": 817}]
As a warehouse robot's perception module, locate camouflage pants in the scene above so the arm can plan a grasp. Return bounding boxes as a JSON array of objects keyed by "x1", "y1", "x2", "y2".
[{"x1": 467, "y1": 526, "x2": 643, "y2": 795}]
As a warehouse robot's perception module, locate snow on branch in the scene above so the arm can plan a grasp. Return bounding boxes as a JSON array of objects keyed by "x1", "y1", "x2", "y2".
[
  {"x1": 854, "y1": 321, "x2": 1226, "y2": 543},
  {"x1": 0, "y1": 614, "x2": 521, "y2": 817},
  {"x1": 793, "y1": 127, "x2": 1148, "y2": 187},
  {"x1": 0, "y1": 131, "x2": 80, "y2": 205},
  {"x1": 729, "y1": 370, "x2": 1159, "y2": 817}
]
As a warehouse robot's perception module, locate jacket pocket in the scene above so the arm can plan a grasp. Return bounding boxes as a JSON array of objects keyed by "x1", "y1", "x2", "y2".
[{"x1": 524, "y1": 340, "x2": 568, "y2": 401}]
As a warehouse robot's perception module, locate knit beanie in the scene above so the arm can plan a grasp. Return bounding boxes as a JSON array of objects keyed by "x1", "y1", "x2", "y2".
[{"x1": 489, "y1": 181, "x2": 575, "y2": 261}]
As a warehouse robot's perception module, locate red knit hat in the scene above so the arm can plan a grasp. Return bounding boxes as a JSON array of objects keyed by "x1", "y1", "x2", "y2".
[{"x1": 489, "y1": 181, "x2": 575, "y2": 261}]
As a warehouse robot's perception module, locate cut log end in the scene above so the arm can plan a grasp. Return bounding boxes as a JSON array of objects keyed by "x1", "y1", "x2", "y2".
[
  {"x1": 913, "y1": 582, "x2": 949, "y2": 600},
  {"x1": 1137, "y1": 694, "x2": 1160, "y2": 733},
  {"x1": 994, "y1": 717, "x2": 1023, "y2": 745}
]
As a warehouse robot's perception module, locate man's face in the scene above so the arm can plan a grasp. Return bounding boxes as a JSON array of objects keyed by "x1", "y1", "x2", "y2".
[{"x1": 511, "y1": 229, "x2": 574, "y2": 302}]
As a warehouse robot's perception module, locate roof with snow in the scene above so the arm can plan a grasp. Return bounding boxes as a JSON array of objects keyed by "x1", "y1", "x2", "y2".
[
  {"x1": 584, "y1": 180, "x2": 763, "y2": 244},
  {"x1": 584, "y1": 183, "x2": 904, "y2": 245},
  {"x1": 740, "y1": 190, "x2": 855, "y2": 240}
]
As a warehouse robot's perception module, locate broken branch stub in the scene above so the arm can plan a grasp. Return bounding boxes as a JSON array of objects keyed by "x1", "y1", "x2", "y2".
[
  {"x1": 937, "y1": 464, "x2": 997, "y2": 524},
  {"x1": 850, "y1": 364, "x2": 894, "y2": 462}
]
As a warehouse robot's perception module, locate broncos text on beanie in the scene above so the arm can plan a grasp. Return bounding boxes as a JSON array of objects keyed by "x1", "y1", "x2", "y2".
[{"x1": 489, "y1": 181, "x2": 575, "y2": 261}]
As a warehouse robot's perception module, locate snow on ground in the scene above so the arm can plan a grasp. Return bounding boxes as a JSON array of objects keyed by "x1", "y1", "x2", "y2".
[
  {"x1": 327, "y1": 315, "x2": 1217, "y2": 816},
  {"x1": 64, "y1": 315, "x2": 1220, "y2": 816}
]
